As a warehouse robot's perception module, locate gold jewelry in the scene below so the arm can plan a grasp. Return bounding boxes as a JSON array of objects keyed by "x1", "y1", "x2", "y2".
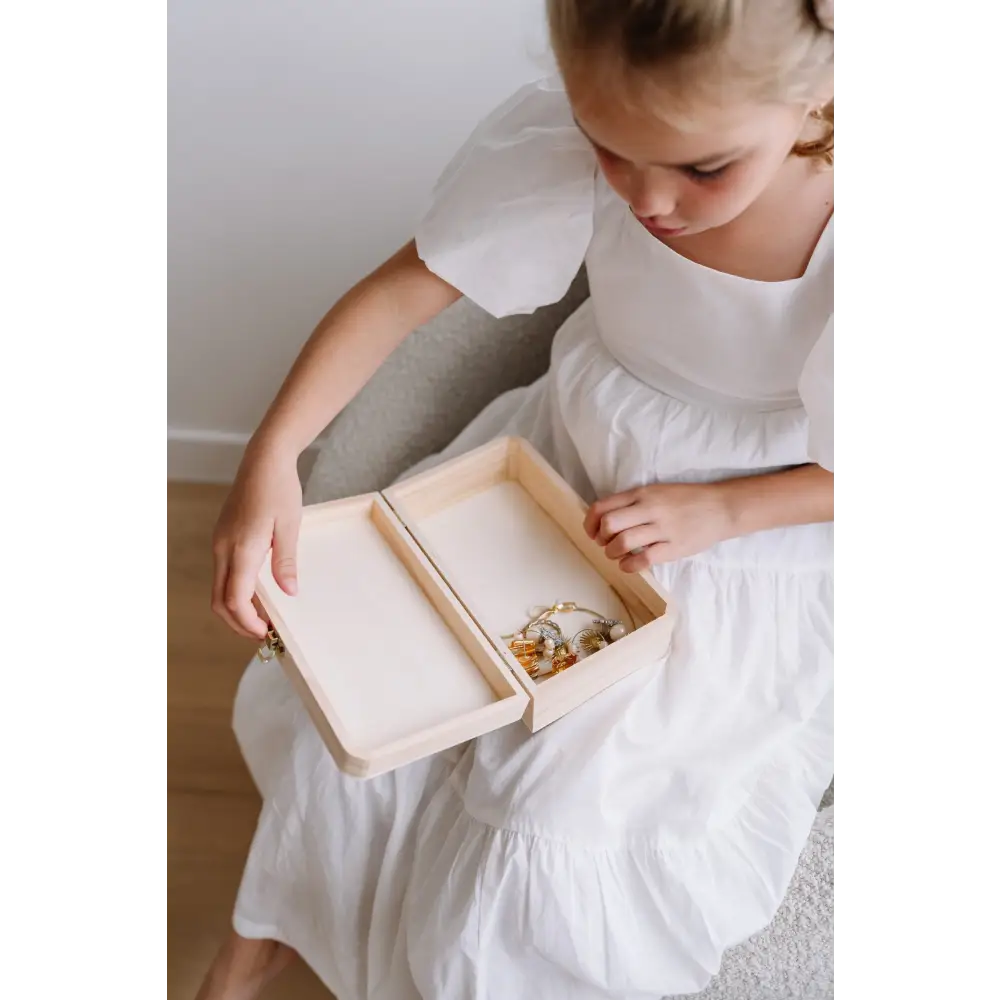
[
  {"x1": 503, "y1": 600, "x2": 636, "y2": 676},
  {"x1": 508, "y1": 634, "x2": 540, "y2": 673},
  {"x1": 592, "y1": 617, "x2": 629, "y2": 643},
  {"x1": 550, "y1": 643, "x2": 578, "y2": 674},
  {"x1": 533, "y1": 621, "x2": 564, "y2": 645},
  {"x1": 573, "y1": 628, "x2": 608, "y2": 656}
]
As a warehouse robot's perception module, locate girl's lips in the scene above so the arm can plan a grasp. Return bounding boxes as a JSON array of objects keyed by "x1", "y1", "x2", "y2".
[{"x1": 638, "y1": 217, "x2": 687, "y2": 237}]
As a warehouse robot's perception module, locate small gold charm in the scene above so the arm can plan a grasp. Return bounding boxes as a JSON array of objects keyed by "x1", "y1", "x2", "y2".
[
  {"x1": 550, "y1": 644, "x2": 578, "y2": 673},
  {"x1": 574, "y1": 628, "x2": 608, "y2": 657}
]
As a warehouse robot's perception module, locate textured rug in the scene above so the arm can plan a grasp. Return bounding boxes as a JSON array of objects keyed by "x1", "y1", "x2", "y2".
[{"x1": 665, "y1": 782, "x2": 834, "y2": 999}]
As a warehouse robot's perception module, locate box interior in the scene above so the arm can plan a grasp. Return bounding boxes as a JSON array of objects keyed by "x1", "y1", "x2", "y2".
[
  {"x1": 260, "y1": 499, "x2": 508, "y2": 751},
  {"x1": 402, "y1": 479, "x2": 655, "y2": 679}
]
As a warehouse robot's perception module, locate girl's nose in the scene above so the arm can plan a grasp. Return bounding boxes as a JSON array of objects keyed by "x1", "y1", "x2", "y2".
[{"x1": 628, "y1": 171, "x2": 679, "y2": 221}]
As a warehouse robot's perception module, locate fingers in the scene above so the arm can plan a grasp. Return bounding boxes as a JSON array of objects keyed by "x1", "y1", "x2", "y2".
[
  {"x1": 584, "y1": 490, "x2": 639, "y2": 539},
  {"x1": 251, "y1": 595, "x2": 268, "y2": 622},
  {"x1": 619, "y1": 542, "x2": 673, "y2": 574},
  {"x1": 603, "y1": 523, "x2": 665, "y2": 561},
  {"x1": 271, "y1": 514, "x2": 300, "y2": 596},
  {"x1": 225, "y1": 541, "x2": 271, "y2": 638},
  {"x1": 595, "y1": 502, "x2": 651, "y2": 546},
  {"x1": 211, "y1": 548, "x2": 258, "y2": 639}
]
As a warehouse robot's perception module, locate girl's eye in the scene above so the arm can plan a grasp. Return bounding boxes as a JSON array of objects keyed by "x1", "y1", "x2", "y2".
[{"x1": 684, "y1": 164, "x2": 731, "y2": 182}]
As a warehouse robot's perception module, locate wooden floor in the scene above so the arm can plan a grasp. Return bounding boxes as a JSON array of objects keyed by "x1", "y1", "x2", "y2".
[{"x1": 168, "y1": 482, "x2": 332, "y2": 1000}]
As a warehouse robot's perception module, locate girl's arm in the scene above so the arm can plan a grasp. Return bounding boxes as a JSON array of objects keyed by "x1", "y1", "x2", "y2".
[
  {"x1": 586, "y1": 464, "x2": 833, "y2": 573},
  {"x1": 719, "y1": 464, "x2": 833, "y2": 536},
  {"x1": 212, "y1": 241, "x2": 461, "y2": 638},
  {"x1": 248, "y1": 240, "x2": 460, "y2": 461}
]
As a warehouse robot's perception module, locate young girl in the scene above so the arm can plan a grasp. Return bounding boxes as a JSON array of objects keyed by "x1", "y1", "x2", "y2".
[{"x1": 200, "y1": 1, "x2": 834, "y2": 997}]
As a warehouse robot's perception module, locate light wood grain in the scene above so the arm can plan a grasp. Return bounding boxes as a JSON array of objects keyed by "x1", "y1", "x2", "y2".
[
  {"x1": 384, "y1": 436, "x2": 513, "y2": 518},
  {"x1": 387, "y1": 438, "x2": 677, "y2": 732},
  {"x1": 254, "y1": 492, "x2": 528, "y2": 779},
  {"x1": 168, "y1": 483, "x2": 332, "y2": 1000}
]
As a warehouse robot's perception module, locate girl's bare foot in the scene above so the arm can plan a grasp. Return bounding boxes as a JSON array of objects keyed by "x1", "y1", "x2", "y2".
[{"x1": 195, "y1": 931, "x2": 296, "y2": 1000}]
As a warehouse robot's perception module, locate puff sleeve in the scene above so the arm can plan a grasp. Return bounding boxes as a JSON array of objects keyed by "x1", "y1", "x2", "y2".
[
  {"x1": 798, "y1": 314, "x2": 834, "y2": 472},
  {"x1": 415, "y1": 77, "x2": 597, "y2": 318}
]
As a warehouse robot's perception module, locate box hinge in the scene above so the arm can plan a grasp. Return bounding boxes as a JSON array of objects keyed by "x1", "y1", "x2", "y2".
[{"x1": 256, "y1": 625, "x2": 285, "y2": 662}]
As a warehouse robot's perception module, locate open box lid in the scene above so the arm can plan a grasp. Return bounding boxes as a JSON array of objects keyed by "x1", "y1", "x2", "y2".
[{"x1": 255, "y1": 438, "x2": 675, "y2": 779}]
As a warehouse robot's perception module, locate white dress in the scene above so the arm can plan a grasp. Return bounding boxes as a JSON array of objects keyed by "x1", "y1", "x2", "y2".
[{"x1": 231, "y1": 78, "x2": 834, "y2": 1000}]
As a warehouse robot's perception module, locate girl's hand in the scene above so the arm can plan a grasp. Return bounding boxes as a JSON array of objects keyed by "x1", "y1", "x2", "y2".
[
  {"x1": 211, "y1": 447, "x2": 302, "y2": 639},
  {"x1": 584, "y1": 483, "x2": 734, "y2": 572}
]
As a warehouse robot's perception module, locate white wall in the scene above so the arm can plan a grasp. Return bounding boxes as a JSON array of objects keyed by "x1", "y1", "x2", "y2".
[{"x1": 168, "y1": 0, "x2": 551, "y2": 480}]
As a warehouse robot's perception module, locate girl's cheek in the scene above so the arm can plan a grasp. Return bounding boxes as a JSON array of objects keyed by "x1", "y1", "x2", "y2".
[
  {"x1": 725, "y1": 161, "x2": 772, "y2": 209},
  {"x1": 596, "y1": 157, "x2": 630, "y2": 200},
  {"x1": 696, "y1": 176, "x2": 754, "y2": 224},
  {"x1": 681, "y1": 187, "x2": 722, "y2": 225}
]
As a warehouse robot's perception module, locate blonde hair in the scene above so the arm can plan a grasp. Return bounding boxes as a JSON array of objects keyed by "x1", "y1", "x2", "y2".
[{"x1": 547, "y1": 0, "x2": 834, "y2": 165}]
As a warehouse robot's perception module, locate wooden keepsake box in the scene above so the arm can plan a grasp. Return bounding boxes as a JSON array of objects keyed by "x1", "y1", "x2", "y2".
[{"x1": 254, "y1": 437, "x2": 676, "y2": 779}]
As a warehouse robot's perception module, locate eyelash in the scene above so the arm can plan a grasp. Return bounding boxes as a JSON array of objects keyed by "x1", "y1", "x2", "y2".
[
  {"x1": 596, "y1": 145, "x2": 731, "y2": 182},
  {"x1": 684, "y1": 164, "x2": 731, "y2": 182}
]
